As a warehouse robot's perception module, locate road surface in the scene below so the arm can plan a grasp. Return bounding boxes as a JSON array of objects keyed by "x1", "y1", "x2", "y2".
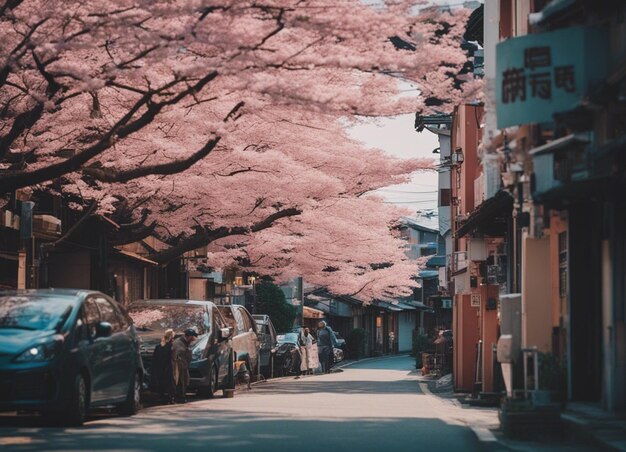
[{"x1": 0, "y1": 355, "x2": 500, "y2": 451}]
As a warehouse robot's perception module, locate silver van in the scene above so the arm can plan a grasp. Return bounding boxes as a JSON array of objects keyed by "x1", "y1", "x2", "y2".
[{"x1": 217, "y1": 305, "x2": 260, "y2": 379}]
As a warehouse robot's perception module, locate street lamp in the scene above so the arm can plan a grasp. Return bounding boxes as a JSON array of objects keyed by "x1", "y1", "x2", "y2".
[{"x1": 453, "y1": 147, "x2": 464, "y2": 164}]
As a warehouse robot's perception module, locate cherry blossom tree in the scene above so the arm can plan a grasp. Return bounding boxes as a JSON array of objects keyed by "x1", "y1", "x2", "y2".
[{"x1": 0, "y1": 0, "x2": 475, "y2": 299}]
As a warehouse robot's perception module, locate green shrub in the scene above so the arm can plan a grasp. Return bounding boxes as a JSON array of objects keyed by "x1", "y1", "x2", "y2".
[{"x1": 255, "y1": 281, "x2": 297, "y2": 333}]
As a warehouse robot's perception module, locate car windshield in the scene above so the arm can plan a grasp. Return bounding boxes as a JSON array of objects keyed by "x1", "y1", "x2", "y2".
[
  {"x1": 128, "y1": 304, "x2": 209, "y2": 336},
  {"x1": 0, "y1": 295, "x2": 74, "y2": 331},
  {"x1": 277, "y1": 333, "x2": 298, "y2": 344}
]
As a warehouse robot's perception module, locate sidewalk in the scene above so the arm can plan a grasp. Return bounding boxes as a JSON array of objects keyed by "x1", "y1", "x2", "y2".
[
  {"x1": 561, "y1": 403, "x2": 626, "y2": 451},
  {"x1": 418, "y1": 373, "x2": 599, "y2": 451}
]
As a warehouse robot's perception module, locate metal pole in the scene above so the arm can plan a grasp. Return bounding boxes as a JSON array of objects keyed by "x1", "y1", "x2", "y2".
[
  {"x1": 533, "y1": 348, "x2": 539, "y2": 391},
  {"x1": 523, "y1": 350, "x2": 528, "y2": 395},
  {"x1": 296, "y1": 276, "x2": 304, "y2": 327}
]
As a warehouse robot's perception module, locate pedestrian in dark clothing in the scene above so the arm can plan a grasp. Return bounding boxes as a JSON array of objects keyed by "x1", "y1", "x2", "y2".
[
  {"x1": 172, "y1": 328, "x2": 198, "y2": 403},
  {"x1": 317, "y1": 321, "x2": 337, "y2": 373},
  {"x1": 150, "y1": 328, "x2": 176, "y2": 404}
]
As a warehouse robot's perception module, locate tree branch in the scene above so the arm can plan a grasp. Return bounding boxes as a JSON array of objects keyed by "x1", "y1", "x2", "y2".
[
  {"x1": 83, "y1": 136, "x2": 221, "y2": 183},
  {"x1": 0, "y1": 71, "x2": 219, "y2": 193},
  {"x1": 149, "y1": 207, "x2": 301, "y2": 264},
  {"x1": 108, "y1": 221, "x2": 157, "y2": 246}
]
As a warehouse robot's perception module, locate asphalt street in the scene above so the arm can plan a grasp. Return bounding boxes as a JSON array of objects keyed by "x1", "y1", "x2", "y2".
[{"x1": 0, "y1": 355, "x2": 501, "y2": 452}]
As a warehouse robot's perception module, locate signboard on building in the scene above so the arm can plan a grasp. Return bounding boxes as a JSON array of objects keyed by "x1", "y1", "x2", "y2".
[
  {"x1": 496, "y1": 26, "x2": 607, "y2": 128},
  {"x1": 471, "y1": 293, "x2": 481, "y2": 307}
]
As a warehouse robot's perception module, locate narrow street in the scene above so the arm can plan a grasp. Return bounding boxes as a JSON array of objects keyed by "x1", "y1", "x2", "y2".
[{"x1": 0, "y1": 356, "x2": 499, "y2": 452}]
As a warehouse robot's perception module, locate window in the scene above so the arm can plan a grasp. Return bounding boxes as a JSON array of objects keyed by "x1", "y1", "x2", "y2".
[
  {"x1": 213, "y1": 306, "x2": 227, "y2": 330},
  {"x1": 128, "y1": 304, "x2": 208, "y2": 335},
  {"x1": 79, "y1": 298, "x2": 101, "y2": 339},
  {"x1": 234, "y1": 309, "x2": 246, "y2": 333},
  {"x1": 116, "y1": 305, "x2": 131, "y2": 330},
  {"x1": 440, "y1": 188, "x2": 451, "y2": 207},
  {"x1": 95, "y1": 297, "x2": 121, "y2": 332},
  {"x1": 217, "y1": 306, "x2": 241, "y2": 333},
  {"x1": 241, "y1": 310, "x2": 256, "y2": 333}
]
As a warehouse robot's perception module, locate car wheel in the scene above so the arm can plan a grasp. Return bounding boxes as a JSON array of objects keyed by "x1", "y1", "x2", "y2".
[
  {"x1": 225, "y1": 352, "x2": 235, "y2": 390},
  {"x1": 64, "y1": 373, "x2": 88, "y2": 426},
  {"x1": 198, "y1": 363, "x2": 218, "y2": 398},
  {"x1": 282, "y1": 355, "x2": 292, "y2": 376},
  {"x1": 118, "y1": 371, "x2": 141, "y2": 416}
]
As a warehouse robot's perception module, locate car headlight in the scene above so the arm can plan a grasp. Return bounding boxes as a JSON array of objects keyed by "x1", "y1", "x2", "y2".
[
  {"x1": 14, "y1": 341, "x2": 60, "y2": 363},
  {"x1": 192, "y1": 346, "x2": 204, "y2": 360}
]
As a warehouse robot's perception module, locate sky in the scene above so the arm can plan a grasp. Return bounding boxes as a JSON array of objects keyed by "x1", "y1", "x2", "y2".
[
  {"x1": 347, "y1": 0, "x2": 483, "y2": 218},
  {"x1": 348, "y1": 114, "x2": 439, "y2": 217}
]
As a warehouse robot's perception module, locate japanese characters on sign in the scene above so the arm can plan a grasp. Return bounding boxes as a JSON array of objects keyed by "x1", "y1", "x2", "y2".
[
  {"x1": 496, "y1": 26, "x2": 607, "y2": 129},
  {"x1": 501, "y1": 46, "x2": 576, "y2": 104}
]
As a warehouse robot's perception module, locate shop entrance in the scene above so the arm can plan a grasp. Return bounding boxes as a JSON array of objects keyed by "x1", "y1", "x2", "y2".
[{"x1": 568, "y1": 206, "x2": 602, "y2": 402}]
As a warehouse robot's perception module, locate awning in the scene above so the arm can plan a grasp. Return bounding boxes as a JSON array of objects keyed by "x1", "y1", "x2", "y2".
[
  {"x1": 373, "y1": 300, "x2": 403, "y2": 312},
  {"x1": 394, "y1": 301, "x2": 417, "y2": 311},
  {"x1": 455, "y1": 191, "x2": 513, "y2": 239},
  {"x1": 426, "y1": 255, "x2": 446, "y2": 268},
  {"x1": 113, "y1": 249, "x2": 158, "y2": 266},
  {"x1": 413, "y1": 301, "x2": 435, "y2": 313},
  {"x1": 305, "y1": 295, "x2": 353, "y2": 318},
  {"x1": 529, "y1": 134, "x2": 589, "y2": 156},
  {"x1": 303, "y1": 306, "x2": 325, "y2": 319},
  {"x1": 419, "y1": 270, "x2": 439, "y2": 280},
  {"x1": 528, "y1": 0, "x2": 576, "y2": 27}
]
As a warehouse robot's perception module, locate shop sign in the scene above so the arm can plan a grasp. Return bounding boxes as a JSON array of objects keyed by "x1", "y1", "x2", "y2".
[
  {"x1": 496, "y1": 26, "x2": 607, "y2": 128},
  {"x1": 471, "y1": 293, "x2": 480, "y2": 307}
]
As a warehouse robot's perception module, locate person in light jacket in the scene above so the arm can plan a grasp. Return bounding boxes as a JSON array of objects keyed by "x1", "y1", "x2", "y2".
[
  {"x1": 172, "y1": 328, "x2": 198, "y2": 403},
  {"x1": 297, "y1": 328, "x2": 313, "y2": 377}
]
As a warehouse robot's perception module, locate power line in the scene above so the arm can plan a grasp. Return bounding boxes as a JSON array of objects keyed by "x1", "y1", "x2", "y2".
[
  {"x1": 377, "y1": 189, "x2": 437, "y2": 194},
  {"x1": 384, "y1": 199, "x2": 437, "y2": 204}
]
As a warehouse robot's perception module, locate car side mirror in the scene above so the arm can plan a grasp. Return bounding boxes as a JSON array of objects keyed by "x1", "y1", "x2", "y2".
[
  {"x1": 96, "y1": 321, "x2": 112, "y2": 338},
  {"x1": 219, "y1": 327, "x2": 231, "y2": 341}
]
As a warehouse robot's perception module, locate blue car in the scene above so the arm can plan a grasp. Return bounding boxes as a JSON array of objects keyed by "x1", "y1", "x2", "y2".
[{"x1": 0, "y1": 289, "x2": 143, "y2": 425}]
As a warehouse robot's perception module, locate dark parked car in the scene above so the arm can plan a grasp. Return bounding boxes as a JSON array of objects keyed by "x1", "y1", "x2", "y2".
[
  {"x1": 273, "y1": 333, "x2": 301, "y2": 376},
  {"x1": 0, "y1": 289, "x2": 143, "y2": 425},
  {"x1": 331, "y1": 330, "x2": 346, "y2": 349},
  {"x1": 253, "y1": 314, "x2": 277, "y2": 378},
  {"x1": 128, "y1": 300, "x2": 234, "y2": 398}
]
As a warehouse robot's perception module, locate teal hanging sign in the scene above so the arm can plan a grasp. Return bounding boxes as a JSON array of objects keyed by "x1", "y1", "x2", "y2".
[{"x1": 496, "y1": 26, "x2": 607, "y2": 129}]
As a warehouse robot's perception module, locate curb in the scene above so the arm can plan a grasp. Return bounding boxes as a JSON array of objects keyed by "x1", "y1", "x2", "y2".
[
  {"x1": 334, "y1": 353, "x2": 411, "y2": 370},
  {"x1": 416, "y1": 374, "x2": 499, "y2": 444},
  {"x1": 561, "y1": 413, "x2": 626, "y2": 451}
]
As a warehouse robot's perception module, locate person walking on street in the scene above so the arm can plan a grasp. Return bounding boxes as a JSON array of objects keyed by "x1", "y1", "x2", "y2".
[
  {"x1": 150, "y1": 328, "x2": 176, "y2": 404},
  {"x1": 317, "y1": 321, "x2": 337, "y2": 374},
  {"x1": 297, "y1": 327, "x2": 313, "y2": 377},
  {"x1": 172, "y1": 328, "x2": 198, "y2": 403}
]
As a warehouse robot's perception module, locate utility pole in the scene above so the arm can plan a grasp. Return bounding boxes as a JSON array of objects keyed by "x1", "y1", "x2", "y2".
[
  {"x1": 295, "y1": 276, "x2": 304, "y2": 327},
  {"x1": 19, "y1": 201, "x2": 35, "y2": 289}
]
